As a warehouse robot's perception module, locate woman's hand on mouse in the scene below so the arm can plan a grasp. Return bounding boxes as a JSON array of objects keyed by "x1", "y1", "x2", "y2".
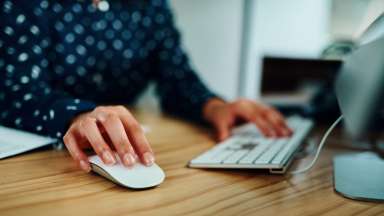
[
  {"x1": 203, "y1": 98, "x2": 293, "y2": 141},
  {"x1": 63, "y1": 106, "x2": 154, "y2": 172}
]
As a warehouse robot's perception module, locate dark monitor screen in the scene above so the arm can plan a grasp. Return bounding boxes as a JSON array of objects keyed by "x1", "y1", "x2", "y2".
[{"x1": 261, "y1": 57, "x2": 341, "y2": 93}]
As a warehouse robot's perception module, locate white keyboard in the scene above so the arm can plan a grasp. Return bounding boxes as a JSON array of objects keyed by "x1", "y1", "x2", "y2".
[{"x1": 189, "y1": 116, "x2": 314, "y2": 174}]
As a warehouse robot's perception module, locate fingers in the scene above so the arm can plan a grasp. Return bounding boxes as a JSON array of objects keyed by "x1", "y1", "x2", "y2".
[
  {"x1": 116, "y1": 107, "x2": 154, "y2": 166},
  {"x1": 64, "y1": 105, "x2": 155, "y2": 172},
  {"x1": 231, "y1": 100, "x2": 291, "y2": 137},
  {"x1": 80, "y1": 116, "x2": 116, "y2": 165},
  {"x1": 252, "y1": 116, "x2": 278, "y2": 137},
  {"x1": 63, "y1": 128, "x2": 91, "y2": 172},
  {"x1": 251, "y1": 108, "x2": 292, "y2": 137},
  {"x1": 214, "y1": 118, "x2": 231, "y2": 141},
  {"x1": 99, "y1": 113, "x2": 137, "y2": 168},
  {"x1": 231, "y1": 107, "x2": 276, "y2": 137},
  {"x1": 263, "y1": 108, "x2": 293, "y2": 136}
]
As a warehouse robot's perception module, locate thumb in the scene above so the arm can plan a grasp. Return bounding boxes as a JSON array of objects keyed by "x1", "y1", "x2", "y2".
[{"x1": 213, "y1": 118, "x2": 231, "y2": 141}]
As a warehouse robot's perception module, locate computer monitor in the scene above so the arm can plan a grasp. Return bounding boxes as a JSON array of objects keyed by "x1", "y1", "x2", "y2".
[
  {"x1": 335, "y1": 18, "x2": 384, "y2": 139},
  {"x1": 333, "y1": 14, "x2": 384, "y2": 202}
]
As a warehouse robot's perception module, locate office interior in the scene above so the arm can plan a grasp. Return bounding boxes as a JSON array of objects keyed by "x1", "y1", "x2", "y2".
[{"x1": 139, "y1": 0, "x2": 381, "y2": 102}]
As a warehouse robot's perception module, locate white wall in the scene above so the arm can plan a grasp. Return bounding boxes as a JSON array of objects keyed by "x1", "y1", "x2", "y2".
[
  {"x1": 241, "y1": 0, "x2": 332, "y2": 99},
  {"x1": 169, "y1": 0, "x2": 244, "y2": 100},
  {"x1": 330, "y1": 0, "x2": 384, "y2": 41},
  {"x1": 138, "y1": 0, "x2": 339, "y2": 109},
  {"x1": 136, "y1": 0, "x2": 243, "y2": 110},
  {"x1": 330, "y1": 0, "x2": 372, "y2": 40}
]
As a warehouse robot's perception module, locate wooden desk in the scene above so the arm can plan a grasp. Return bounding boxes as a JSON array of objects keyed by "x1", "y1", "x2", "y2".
[{"x1": 1, "y1": 111, "x2": 383, "y2": 216}]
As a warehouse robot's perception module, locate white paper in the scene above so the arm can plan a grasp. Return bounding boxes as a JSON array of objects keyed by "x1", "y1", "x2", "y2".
[{"x1": 0, "y1": 126, "x2": 57, "y2": 159}]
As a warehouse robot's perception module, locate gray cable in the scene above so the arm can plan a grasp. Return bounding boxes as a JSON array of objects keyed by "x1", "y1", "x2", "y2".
[{"x1": 289, "y1": 115, "x2": 344, "y2": 175}]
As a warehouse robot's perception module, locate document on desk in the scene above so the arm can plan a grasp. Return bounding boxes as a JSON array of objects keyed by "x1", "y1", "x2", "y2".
[{"x1": 0, "y1": 126, "x2": 57, "y2": 159}]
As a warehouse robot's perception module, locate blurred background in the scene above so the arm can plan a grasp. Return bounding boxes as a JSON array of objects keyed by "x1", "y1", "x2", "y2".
[{"x1": 138, "y1": 0, "x2": 384, "y2": 117}]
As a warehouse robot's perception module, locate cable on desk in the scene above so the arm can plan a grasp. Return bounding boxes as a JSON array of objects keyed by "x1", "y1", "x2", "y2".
[{"x1": 289, "y1": 115, "x2": 344, "y2": 175}]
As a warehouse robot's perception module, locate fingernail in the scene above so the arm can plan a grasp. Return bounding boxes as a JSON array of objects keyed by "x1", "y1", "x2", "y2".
[
  {"x1": 123, "y1": 153, "x2": 136, "y2": 167},
  {"x1": 133, "y1": 153, "x2": 139, "y2": 161},
  {"x1": 102, "y1": 151, "x2": 116, "y2": 165},
  {"x1": 143, "y1": 152, "x2": 155, "y2": 166},
  {"x1": 80, "y1": 160, "x2": 90, "y2": 172}
]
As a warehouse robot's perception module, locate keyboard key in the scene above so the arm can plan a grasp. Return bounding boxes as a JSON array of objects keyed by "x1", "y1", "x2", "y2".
[
  {"x1": 192, "y1": 137, "x2": 240, "y2": 162},
  {"x1": 254, "y1": 139, "x2": 287, "y2": 164},
  {"x1": 238, "y1": 140, "x2": 272, "y2": 164},
  {"x1": 202, "y1": 150, "x2": 234, "y2": 163},
  {"x1": 232, "y1": 123, "x2": 261, "y2": 137},
  {"x1": 223, "y1": 150, "x2": 249, "y2": 164},
  {"x1": 271, "y1": 121, "x2": 313, "y2": 165},
  {"x1": 270, "y1": 140, "x2": 296, "y2": 165}
]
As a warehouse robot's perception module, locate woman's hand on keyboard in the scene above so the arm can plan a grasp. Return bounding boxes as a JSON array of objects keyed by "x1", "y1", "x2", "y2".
[
  {"x1": 63, "y1": 106, "x2": 154, "y2": 172},
  {"x1": 203, "y1": 98, "x2": 293, "y2": 141}
]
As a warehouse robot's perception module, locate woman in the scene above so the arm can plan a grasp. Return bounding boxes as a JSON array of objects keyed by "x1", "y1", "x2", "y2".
[{"x1": 0, "y1": 0, "x2": 291, "y2": 172}]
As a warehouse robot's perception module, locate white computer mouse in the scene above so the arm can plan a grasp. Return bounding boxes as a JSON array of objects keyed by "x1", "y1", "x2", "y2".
[{"x1": 88, "y1": 154, "x2": 165, "y2": 189}]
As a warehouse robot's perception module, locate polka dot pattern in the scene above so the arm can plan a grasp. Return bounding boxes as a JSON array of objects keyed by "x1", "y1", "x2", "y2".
[{"x1": 0, "y1": 0, "x2": 217, "y2": 139}]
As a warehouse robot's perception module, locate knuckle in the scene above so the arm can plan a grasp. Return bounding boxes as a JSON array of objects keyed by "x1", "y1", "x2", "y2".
[
  {"x1": 236, "y1": 98, "x2": 249, "y2": 106},
  {"x1": 261, "y1": 111, "x2": 270, "y2": 117},
  {"x1": 94, "y1": 106, "x2": 109, "y2": 113},
  {"x1": 78, "y1": 118, "x2": 94, "y2": 130},
  {"x1": 94, "y1": 107, "x2": 102, "y2": 112},
  {"x1": 114, "y1": 105, "x2": 127, "y2": 112},
  {"x1": 63, "y1": 134, "x2": 70, "y2": 144},
  {"x1": 268, "y1": 109, "x2": 279, "y2": 116},
  {"x1": 255, "y1": 119, "x2": 267, "y2": 128},
  {"x1": 127, "y1": 120, "x2": 141, "y2": 131},
  {"x1": 83, "y1": 116, "x2": 96, "y2": 124},
  {"x1": 106, "y1": 113, "x2": 118, "y2": 121},
  {"x1": 267, "y1": 110, "x2": 283, "y2": 120},
  {"x1": 63, "y1": 126, "x2": 77, "y2": 143},
  {"x1": 268, "y1": 106, "x2": 280, "y2": 114},
  {"x1": 250, "y1": 116, "x2": 258, "y2": 123},
  {"x1": 276, "y1": 117, "x2": 285, "y2": 124},
  {"x1": 261, "y1": 107, "x2": 272, "y2": 115}
]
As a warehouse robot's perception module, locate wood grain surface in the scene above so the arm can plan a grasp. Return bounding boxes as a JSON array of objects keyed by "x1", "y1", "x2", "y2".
[{"x1": 0, "y1": 110, "x2": 383, "y2": 216}]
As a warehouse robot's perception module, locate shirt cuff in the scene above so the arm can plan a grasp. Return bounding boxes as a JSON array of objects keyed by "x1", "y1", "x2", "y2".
[{"x1": 185, "y1": 91, "x2": 220, "y2": 123}]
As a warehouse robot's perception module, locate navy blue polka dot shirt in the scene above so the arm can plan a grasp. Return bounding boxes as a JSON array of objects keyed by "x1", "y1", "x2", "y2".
[{"x1": 0, "y1": 0, "x2": 217, "y2": 138}]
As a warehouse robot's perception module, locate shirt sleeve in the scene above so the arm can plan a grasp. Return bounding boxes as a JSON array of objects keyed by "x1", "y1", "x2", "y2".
[
  {"x1": 0, "y1": 1, "x2": 96, "y2": 138},
  {"x1": 150, "y1": 0, "x2": 219, "y2": 122}
]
